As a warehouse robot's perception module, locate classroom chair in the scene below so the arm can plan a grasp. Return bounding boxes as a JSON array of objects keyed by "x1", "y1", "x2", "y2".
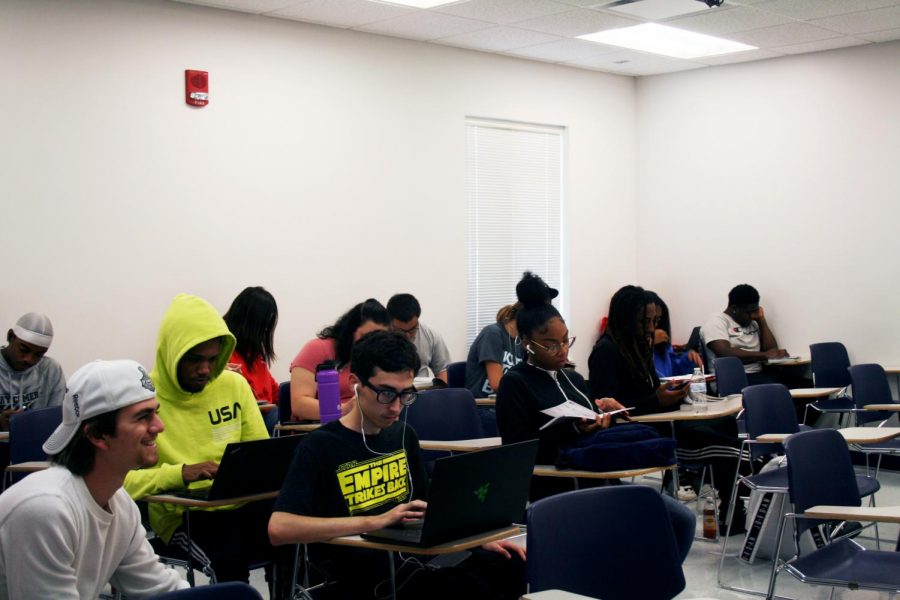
[
  {"x1": 714, "y1": 356, "x2": 748, "y2": 397},
  {"x1": 4, "y1": 405, "x2": 62, "y2": 488},
  {"x1": 527, "y1": 485, "x2": 685, "y2": 600},
  {"x1": 445, "y1": 361, "x2": 466, "y2": 388},
  {"x1": 404, "y1": 388, "x2": 485, "y2": 466},
  {"x1": 802, "y1": 342, "x2": 855, "y2": 425},
  {"x1": 847, "y1": 363, "x2": 900, "y2": 478},
  {"x1": 765, "y1": 429, "x2": 900, "y2": 600}
]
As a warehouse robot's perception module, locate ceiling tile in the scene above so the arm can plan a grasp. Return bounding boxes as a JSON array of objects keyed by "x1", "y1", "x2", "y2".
[
  {"x1": 268, "y1": 0, "x2": 411, "y2": 28},
  {"x1": 512, "y1": 8, "x2": 640, "y2": 37},
  {"x1": 857, "y1": 27, "x2": 900, "y2": 42},
  {"x1": 435, "y1": 25, "x2": 561, "y2": 52},
  {"x1": 434, "y1": 0, "x2": 573, "y2": 24},
  {"x1": 753, "y1": 0, "x2": 900, "y2": 21},
  {"x1": 693, "y1": 47, "x2": 783, "y2": 64},
  {"x1": 504, "y1": 37, "x2": 618, "y2": 61},
  {"x1": 355, "y1": 10, "x2": 492, "y2": 41},
  {"x1": 809, "y1": 6, "x2": 900, "y2": 35},
  {"x1": 172, "y1": 0, "x2": 301, "y2": 14},
  {"x1": 776, "y1": 35, "x2": 869, "y2": 54},
  {"x1": 667, "y1": 5, "x2": 793, "y2": 36},
  {"x1": 729, "y1": 21, "x2": 842, "y2": 47}
]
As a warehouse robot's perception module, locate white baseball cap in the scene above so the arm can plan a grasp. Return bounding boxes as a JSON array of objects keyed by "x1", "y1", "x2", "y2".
[{"x1": 43, "y1": 359, "x2": 157, "y2": 455}]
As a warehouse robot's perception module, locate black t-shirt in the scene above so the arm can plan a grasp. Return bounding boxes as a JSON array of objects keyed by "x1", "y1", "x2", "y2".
[{"x1": 275, "y1": 419, "x2": 428, "y2": 519}]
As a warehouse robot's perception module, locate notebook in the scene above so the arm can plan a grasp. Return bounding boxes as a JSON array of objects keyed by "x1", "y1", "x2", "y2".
[
  {"x1": 361, "y1": 439, "x2": 538, "y2": 547},
  {"x1": 173, "y1": 435, "x2": 303, "y2": 501}
]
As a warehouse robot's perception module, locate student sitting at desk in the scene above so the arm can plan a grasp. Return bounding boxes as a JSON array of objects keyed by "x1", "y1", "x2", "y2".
[
  {"x1": 0, "y1": 359, "x2": 188, "y2": 598},
  {"x1": 589, "y1": 285, "x2": 746, "y2": 535},
  {"x1": 223, "y1": 286, "x2": 280, "y2": 405},
  {"x1": 646, "y1": 291, "x2": 703, "y2": 378},
  {"x1": 269, "y1": 331, "x2": 525, "y2": 600},
  {"x1": 701, "y1": 283, "x2": 789, "y2": 383},
  {"x1": 289, "y1": 299, "x2": 390, "y2": 421},
  {"x1": 387, "y1": 293, "x2": 452, "y2": 383},
  {"x1": 123, "y1": 294, "x2": 290, "y2": 596},
  {"x1": 496, "y1": 274, "x2": 695, "y2": 560}
]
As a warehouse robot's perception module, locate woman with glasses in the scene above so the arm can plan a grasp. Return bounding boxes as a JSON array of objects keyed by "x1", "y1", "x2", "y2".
[
  {"x1": 289, "y1": 299, "x2": 390, "y2": 421},
  {"x1": 496, "y1": 274, "x2": 696, "y2": 560}
]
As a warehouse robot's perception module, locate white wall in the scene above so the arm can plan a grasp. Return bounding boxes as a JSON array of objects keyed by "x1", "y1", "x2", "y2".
[
  {"x1": 0, "y1": 0, "x2": 637, "y2": 377},
  {"x1": 636, "y1": 41, "x2": 900, "y2": 364}
]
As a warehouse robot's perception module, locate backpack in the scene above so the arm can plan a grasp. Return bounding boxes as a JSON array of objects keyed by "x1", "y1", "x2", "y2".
[{"x1": 556, "y1": 423, "x2": 677, "y2": 472}]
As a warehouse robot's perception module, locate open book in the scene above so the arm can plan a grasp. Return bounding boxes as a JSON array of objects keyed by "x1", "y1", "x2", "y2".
[{"x1": 539, "y1": 400, "x2": 632, "y2": 431}]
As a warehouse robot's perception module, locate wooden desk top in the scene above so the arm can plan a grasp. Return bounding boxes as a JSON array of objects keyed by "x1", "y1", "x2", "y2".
[
  {"x1": 5, "y1": 460, "x2": 51, "y2": 473},
  {"x1": 144, "y1": 490, "x2": 278, "y2": 508},
  {"x1": 475, "y1": 398, "x2": 496, "y2": 406},
  {"x1": 274, "y1": 423, "x2": 321, "y2": 433},
  {"x1": 419, "y1": 437, "x2": 502, "y2": 452},
  {"x1": 0, "y1": 432, "x2": 8, "y2": 442},
  {"x1": 522, "y1": 591, "x2": 601, "y2": 600},
  {"x1": 883, "y1": 366, "x2": 900, "y2": 374},
  {"x1": 865, "y1": 404, "x2": 900, "y2": 411},
  {"x1": 756, "y1": 427, "x2": 900, "y2": 445},
  {"x1": 325, "y1": 525, "x2": 521, "y2": 555},
  {"x1": 789, "y1": 387, "x2": 842, "y2": 399},
  {"x1": 533, "y1": 464, "x2": 674, "y2": 480},
  {"x1": 630, "y1": 396, "x2": 743, "y2": 423},
  {"x1": 804, "y1": 505, "x2": 900, "y2": 524},
  {"x1": 257, "y1": 403, "x2": 276, "y2": 414}
]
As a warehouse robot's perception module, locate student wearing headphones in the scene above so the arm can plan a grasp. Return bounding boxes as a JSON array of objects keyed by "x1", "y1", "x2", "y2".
[{"x1": 269, "y1": 331, "x2": 525, "y2": 599}]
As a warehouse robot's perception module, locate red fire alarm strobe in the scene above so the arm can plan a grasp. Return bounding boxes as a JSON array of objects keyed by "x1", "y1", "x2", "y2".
[{"x1": 185, "y1": 70, "x2": 209, "y2": 107}]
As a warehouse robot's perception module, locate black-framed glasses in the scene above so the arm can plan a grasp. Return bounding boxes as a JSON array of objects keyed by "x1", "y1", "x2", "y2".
[
  {"x1": 361, "y1": 380, "x2": 418, "y2": 406},
  {"x1": 530, "y1": 337, "x2": 576, "y2": 354}
]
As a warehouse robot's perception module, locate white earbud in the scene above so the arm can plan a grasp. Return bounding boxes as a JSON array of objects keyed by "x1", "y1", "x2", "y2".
[
  {"x1": 353, "y1": 383, "x2": 359, "y2": 396},
  {"x1": 526, "y1": 344, "x2": 535, "y2": 355}
]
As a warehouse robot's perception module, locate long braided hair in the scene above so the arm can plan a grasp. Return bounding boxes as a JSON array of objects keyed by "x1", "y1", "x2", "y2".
[{"x1": 604, "y1": 285, "x2": 654, "y2": 383}]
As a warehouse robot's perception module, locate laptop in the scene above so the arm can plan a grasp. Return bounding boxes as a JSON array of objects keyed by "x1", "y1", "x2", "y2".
[
  {"x1": 173, "y1": 435, "x2": 303, "y2": 501},
  {"x1": 361, "y1": 439, "x2": 538, "y2": 547}
]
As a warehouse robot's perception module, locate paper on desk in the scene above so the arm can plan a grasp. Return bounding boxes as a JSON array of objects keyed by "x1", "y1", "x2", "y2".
[
  {"x1": 539, "y1": 400, "x2": 598, "y2": 430},
  {"x1": 765, "y1": 356, "x2": 801, "y2": 365}
]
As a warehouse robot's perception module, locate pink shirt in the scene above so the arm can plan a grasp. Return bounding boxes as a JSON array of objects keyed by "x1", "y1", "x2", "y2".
[{"x1": 290, "y1": 337, "x2": 354, "y2": 402}]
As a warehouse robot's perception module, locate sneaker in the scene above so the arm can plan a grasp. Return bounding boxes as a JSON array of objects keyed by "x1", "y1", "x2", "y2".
[{"x1": 677, "y1": 485, "x2": 697, "y2": 501}]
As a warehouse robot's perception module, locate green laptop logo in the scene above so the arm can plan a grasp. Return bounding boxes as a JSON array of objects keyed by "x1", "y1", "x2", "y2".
[{"x1": 474, "y1": 483, "x2": 490, "y2": 502}]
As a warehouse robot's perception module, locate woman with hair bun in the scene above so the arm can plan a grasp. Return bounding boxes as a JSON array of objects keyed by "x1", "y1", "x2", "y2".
[{"x1": 497, "y1": 272, "x2": 695, "y2": 561}]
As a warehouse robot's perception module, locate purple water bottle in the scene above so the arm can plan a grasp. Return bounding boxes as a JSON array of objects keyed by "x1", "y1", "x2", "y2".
[{"x1": 316, "y1": 361, "x2": 342, "y2": 423}]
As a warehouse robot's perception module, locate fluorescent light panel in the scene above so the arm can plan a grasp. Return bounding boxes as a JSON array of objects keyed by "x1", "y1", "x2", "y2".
[
  {"x1": 578, "y1": 23, "x2": 756, "y2": 59},
  {"x1": 374, "y1": 0, "x2": 463, "y2": 8}
]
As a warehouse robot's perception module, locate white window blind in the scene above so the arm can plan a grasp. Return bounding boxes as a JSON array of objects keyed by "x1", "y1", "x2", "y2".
[{"x1": 465, "y1": 118, "x2": 565, "y2": 346}]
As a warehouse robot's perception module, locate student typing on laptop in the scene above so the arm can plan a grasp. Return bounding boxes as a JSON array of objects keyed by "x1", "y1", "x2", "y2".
[
  {"x1": 269, "y1": 331, "x2": 525, "y2": 599},
  {"x1": 123, "y1": 294, "x2": 291, "y2": 597}
]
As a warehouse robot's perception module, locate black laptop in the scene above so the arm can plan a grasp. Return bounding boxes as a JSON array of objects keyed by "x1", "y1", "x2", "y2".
[
  {"x1": 361, "y1": 439, "x2": 538, "y2": 547},
  {"x1": 174, "y1": 435, "x2": 303, "y2": 501}
]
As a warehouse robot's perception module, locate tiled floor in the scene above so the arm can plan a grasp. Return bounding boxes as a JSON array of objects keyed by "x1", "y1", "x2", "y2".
[{"x1": 238, "y1": 468, "x2": 900, "y2": 599}]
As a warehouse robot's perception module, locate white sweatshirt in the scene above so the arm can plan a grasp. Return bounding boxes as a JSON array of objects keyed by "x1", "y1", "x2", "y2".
[{"x1": 0, "y1": 466, "x2": 188, "y2": 599}]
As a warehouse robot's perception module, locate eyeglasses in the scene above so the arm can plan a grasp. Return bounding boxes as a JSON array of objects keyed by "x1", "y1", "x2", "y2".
[
  {"x1": 361, "y1": 379, "x2": 418, "y2": 406},
  {"x1": 530, "y1": 337, "x2": 576, "y2": 354}
]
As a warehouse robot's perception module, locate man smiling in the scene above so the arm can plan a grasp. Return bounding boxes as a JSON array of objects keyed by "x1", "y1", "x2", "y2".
[{"x1": 0, "y1": 359, "x2": 188, "y2": 599}]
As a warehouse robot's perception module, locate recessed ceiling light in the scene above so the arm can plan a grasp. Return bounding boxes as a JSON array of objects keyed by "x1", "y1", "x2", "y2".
[
  {"x1": 373, "y1": 0, "x2": 465, "y2": 8},
  {"x1": 578, "y1": 23, "x2": 756, "y2": 59}
]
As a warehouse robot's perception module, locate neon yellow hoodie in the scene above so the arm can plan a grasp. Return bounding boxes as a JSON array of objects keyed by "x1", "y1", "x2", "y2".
[{"x1": 124, "y1": 293, "x2": 268, "y2": 542}]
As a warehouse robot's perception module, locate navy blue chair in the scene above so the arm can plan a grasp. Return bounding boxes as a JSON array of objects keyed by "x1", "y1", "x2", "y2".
[
  {"x1": 404, "y1": 388, "x2": 485, "y2": 465},
  {"x1": 527, "y1": 485, "x2": 685, "y2": 599},
  {"x1": 150, "y1": 582, "x2": 263, "y2": 599},
  {"x1": 714, "y1": 356, "x2": 749, "y2": 397},
  {"x1": 277, "y1": 381, "x2": 292, "y2": 424},
  {"x1": 4, "y1": 405, "x2": 62, "y2": 488},
  {"x1": 848, "y1": 363, "x2": 896, "y2": 426},
  {"x1": 765, "y1": 429, "x2": 899, "y2": 599},
  {"x1": 802, "y1": 342, "x2": 854, "y2": 424},
  {"x1": 847, "y1": 364, "x2": 900, "y2": 477},
  {"x1": 445, "y1": 361, "x2": 466, "y2": 388}
]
